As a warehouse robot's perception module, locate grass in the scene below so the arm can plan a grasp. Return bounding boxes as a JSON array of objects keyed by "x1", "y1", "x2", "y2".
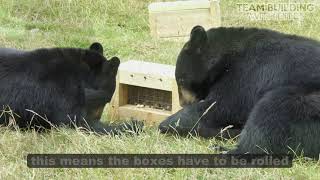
[{"x1": 0, "y1": 0, "x2": 320, "y2": 179}]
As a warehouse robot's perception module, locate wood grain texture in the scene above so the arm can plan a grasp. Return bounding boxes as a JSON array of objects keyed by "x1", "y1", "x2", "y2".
[
  {"x1": 149, "y1": 0, "x2": 221, "y2": 39},
  {"x1": 109, "y1": 60, "x2": 182, "y2": 125}
]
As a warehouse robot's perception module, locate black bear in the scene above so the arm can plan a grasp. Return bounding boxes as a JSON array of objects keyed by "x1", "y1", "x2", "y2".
[
  {"x1": 0, "y1": 42, "x2": 143, "y2": 134},
  {"x1": 159, "y1": 26, "x2": 320, "y2": 158}
]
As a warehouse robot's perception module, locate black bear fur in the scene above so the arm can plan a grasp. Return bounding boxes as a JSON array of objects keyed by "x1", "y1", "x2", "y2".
[
  {"x1": 0, "y1": 42, "x2": 143, "y2": 134},
  {"x1": 159, "y1": 26, "x2": 320, "y2": 159}
]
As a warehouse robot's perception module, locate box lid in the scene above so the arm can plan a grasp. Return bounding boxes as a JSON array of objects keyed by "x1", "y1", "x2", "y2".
[
  {"x1": 148, "y1": 0, "x2": 215, "y2": 12},
  {"x1": 119, "y1": 60, "x2": 175, "y2": 78}
]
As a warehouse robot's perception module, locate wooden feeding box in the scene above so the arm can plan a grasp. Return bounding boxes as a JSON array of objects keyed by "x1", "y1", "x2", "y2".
[
  {"x1": 148, "y1": 0, "x2": 221, "y2": 40},
  {"x1": 109, "y1": 60, "x2": 181, "y2": 126}
]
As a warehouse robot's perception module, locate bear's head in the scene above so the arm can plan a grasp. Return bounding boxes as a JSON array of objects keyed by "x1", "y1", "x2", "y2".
[
  {"x1": 82, "y1": 42, "x2": 120, "y2": 121},
  {"x1": 175, "y1": 26, "x2": 212, "y2": 106}
]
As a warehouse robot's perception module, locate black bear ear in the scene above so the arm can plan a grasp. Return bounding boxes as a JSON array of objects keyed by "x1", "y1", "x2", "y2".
[
  {"x1": 89, "y1": 42, "x2": 104, "y2": 55},
  {"x1": 102, "y1": 56, "x2": 120, "y2": 74},
  {"x1": 189, "y1": 25, "x2": 207, "y2": 50},
  {"x1": 109, "y1": 56, "x2": 120, "y2": 68}
]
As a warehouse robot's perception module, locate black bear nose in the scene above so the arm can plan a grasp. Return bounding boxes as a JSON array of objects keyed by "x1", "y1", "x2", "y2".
[
  {"x1": 158, "y1": 118, "x2": 171, "y2": 133},
  {"x1": 158, "y1": 124, "x2": 168, "y2": 133}
]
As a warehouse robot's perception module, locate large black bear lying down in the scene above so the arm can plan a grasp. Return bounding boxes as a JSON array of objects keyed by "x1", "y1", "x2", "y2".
[
  {"x1": 0, "y1": 42, "x2": 143, "y2": 134},
  {"x1": 159, "y1": 26, "x2": 320, "y2": 158}
]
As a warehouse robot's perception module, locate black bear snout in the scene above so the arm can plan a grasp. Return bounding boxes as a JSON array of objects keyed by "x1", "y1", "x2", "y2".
[{"x1": 158, "y1": 122, "x2": 169, "y2": 133}]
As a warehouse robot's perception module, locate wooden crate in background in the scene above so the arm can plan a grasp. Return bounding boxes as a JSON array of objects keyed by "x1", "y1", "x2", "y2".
[
  {"x1": 109, "y1": 60, "x2": 181, "y2": 126},
  {"x1": 148, "y1": 0, "x2": 221, "y2": 40}
]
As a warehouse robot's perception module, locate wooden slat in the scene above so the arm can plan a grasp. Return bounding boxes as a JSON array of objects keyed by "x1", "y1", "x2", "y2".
[
  {"x1": 148, "y1": 0, "x2": 221, "y2": 39},
  {"x1": 171, "y1": 79, "x2": 182, "y2": 113},
  {"x1": 119, "y1": 60, "x2": 175, "y2": 78},
  {"x1": 118, "y1": 60, "x2": 175, "y2": 91},
  {"x1": 152, "y1": 9, "x2": 214, "y2": 38},
  {"x1": 107, "y1": 73, "x2": 121, "y2": 121},
  {"x1": 118, "y1": 105, "x2": 171, "y2": 126},
  {"x1": 210, "y1": 0, "x2": 221, "y2": 27},
  {"x1": 149, "y1": 0, "x2": 213, "y2": 12}
]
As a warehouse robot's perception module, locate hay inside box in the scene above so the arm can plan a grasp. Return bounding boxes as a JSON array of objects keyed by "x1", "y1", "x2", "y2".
[
  {"x1": 148, "y1": 0, "x2": 221, "y2": 40},
  {"x1": 109, "y1": 60, "x2": 181, "y2": 126}
]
